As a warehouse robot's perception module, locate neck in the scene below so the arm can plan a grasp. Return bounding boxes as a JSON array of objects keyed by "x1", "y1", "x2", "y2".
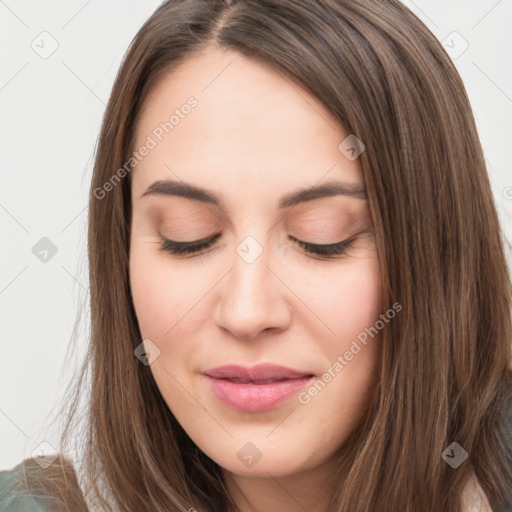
[{"x1": 223, "y1": 452, "x2": 347, "y2": 512}]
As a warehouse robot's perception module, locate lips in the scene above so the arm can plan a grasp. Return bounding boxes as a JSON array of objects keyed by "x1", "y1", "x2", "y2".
[
  {"x1": 203, "y1": 364, "x2": 313, "y2": 381},
  {"x1": 203, "y1": 364, "x2": 315, "y2": 412}
]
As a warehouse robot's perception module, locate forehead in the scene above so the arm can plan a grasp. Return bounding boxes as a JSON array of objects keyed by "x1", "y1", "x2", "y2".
[{"x1": 131, "y1": 47, "x2": 363, "y2": 206}]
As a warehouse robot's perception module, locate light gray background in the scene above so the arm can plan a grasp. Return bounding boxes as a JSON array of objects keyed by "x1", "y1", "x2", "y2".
[{"x1": 1, "y1": 0, "x2": 511, "y2": 469}]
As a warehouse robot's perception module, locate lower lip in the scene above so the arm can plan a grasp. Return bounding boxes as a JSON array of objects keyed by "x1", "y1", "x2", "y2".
[{"x1": 205, "y1": 375, "x2": 314, "y2": 412}]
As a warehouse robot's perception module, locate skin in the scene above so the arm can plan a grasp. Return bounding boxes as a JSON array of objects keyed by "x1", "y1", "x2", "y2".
[{"x1": 129, "y1": 47, "x2": 383, "y2": 512}]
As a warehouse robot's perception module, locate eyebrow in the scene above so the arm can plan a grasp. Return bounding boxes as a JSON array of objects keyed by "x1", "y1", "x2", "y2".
[{"x1": 140, "y1": 179, "x2": 367, "y2": 208}]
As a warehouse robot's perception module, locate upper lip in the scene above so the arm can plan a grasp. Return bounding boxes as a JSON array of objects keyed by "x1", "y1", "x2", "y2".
[{"x1": 203, "y1": 364, "x2": 314, "y2": 381}]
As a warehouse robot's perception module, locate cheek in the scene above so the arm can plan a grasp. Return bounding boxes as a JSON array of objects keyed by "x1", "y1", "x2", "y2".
[
  {"x1": 129, "y1": 240, "x2": 225, "y2": 372},
  {"x1": 292, "y1": 255, "x2": 383, "y2": 418},
  {"x1": 129, "y1": 243, "x2": 199, "y2": 340},
  {"x1": 337, "y1": 256, "x2": 383, "y2": 337},
  {"x1": 298, "y1": 254, "x2": 383, "y2": 347}
]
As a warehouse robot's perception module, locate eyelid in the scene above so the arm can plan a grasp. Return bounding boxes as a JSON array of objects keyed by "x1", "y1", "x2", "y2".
[
  {"x1": 158, "y1": 232, "x2": 221, "y2": 255},
  {"x1": 288, "y1": 233, "x2": 358, "y2": 259},
  {"x1": 158, "y1": 231, "x2": 364, "y2": 259}
]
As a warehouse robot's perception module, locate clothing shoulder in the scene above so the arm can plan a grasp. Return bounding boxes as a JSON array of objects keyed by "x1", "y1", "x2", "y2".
[
  {"x1": 0, "y1": 455, "x2": 88, "y2": 512},
  {"x1": 0, "y1": 463, "x2": 55, "y2": 511}
]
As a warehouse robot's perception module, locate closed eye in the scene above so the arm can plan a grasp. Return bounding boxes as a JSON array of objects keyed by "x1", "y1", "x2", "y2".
[
  {"x1": 288, "y1": 234, "x2": 357, "y2": 259},
  {"x1": 159, "y1": 233, "x2": 222, "y2": 256},
  {"x1": 158, "y1": 232, "x2": 359, "y2": 260}
]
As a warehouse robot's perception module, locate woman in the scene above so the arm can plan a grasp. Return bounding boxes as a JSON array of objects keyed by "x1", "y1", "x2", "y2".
[{"x1": 2, "y1": 0, "x2": 511, "y2": 511}]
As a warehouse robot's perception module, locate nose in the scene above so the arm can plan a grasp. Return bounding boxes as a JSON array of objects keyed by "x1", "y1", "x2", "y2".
[{"x1": 214, "y1": 237, "x2": 292, "y2": 341}]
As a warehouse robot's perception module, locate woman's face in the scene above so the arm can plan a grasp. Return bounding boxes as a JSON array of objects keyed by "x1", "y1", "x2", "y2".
[{"x1": 129, "y1": 47, "x2": 383, "y2": 479}]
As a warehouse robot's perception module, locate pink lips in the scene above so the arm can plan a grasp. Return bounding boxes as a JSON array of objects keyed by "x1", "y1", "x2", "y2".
[{"x1": 204, "y1": 364, "x2": 314, "y2": 412}]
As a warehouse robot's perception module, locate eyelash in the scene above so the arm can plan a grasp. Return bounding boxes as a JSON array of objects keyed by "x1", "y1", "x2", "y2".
[{"x1": 158, "y1": 232, "x2": 357, "y2": 260}]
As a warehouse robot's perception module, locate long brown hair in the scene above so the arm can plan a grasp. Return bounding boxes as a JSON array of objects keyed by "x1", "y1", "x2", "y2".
[{"x1": 18, "y1": 0, "x2": 512, "y2": 510}]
